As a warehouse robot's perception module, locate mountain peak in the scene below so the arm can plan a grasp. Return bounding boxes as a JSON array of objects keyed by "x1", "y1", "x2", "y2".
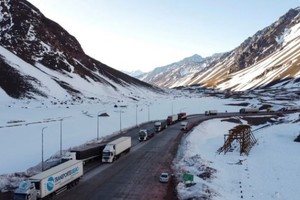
[{"x1": 182, "y1": 54, "x2": 203, "y2": 63}]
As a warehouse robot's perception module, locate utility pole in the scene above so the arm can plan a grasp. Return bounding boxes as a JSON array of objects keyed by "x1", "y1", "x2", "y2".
[{"x1": 41, "y1": 127, "x2": 47, "y2": 171}]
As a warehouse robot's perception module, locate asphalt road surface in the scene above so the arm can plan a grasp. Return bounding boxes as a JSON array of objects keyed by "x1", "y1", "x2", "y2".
[
  {"x1": 55, "y1": 111, "x2": 290, "y2": 200},
  {"x1": 55, "y1": 120, "x2": 190, "y2": 200}
]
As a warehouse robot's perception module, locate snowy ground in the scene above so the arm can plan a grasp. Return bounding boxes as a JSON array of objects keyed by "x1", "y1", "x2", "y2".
[
  {"x1": 174, "y1": 113, "x2": 300, "y2": 200},
  {"x1": 0, "y1": 89, "x2": 299, "y2": 199},
  {"x1": 0, "y1": 94, "x2": 239, "y2": 174}
]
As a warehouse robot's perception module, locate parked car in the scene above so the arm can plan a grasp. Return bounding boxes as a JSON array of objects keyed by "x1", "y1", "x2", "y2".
[{"x1": 159, "y1": 172, "x2": 169, "y2": 183}]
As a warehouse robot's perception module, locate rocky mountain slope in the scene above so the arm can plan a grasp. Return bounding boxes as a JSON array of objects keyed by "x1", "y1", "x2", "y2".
[
  {"x1": 139, "y1": 7, "x2": 300, "y2": 90},
  {"x1": 0, "y1": 0, "x2": 161, "y2": 103},
  {"x1": 137, "y1": 54, "x2": 222, "y2": 87}
]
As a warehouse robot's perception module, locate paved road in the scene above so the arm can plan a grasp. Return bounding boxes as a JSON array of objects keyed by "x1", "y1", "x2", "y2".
[
  {"x1": 55, "y1": 110, "x2": 292, "y2": 200},
  {"x1": 55, "y1": 120, "x2": 190, "y2": 200}
]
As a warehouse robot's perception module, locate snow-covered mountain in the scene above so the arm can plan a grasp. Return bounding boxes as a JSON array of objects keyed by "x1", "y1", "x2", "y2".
[
  {"x1": 137, "y1": 54, "x2": 222, "y2": 87},
  {"x1": 123, "y1": 70, "x2": 145, "y2": 77},
  {"x1": 139, "y1": 7, "x2": 300, "y2": 90},
  {"x1": 0, "y1": 0, "x2": 162, "y2": 103}
]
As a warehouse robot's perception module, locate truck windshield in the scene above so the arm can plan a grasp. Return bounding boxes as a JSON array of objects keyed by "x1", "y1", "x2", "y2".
[
  {"x1": 103, "y1": 152, "x2": 111, "y2": 157},
  {"x1": 139, "y1": 132, "x2": 146, "y2": 137},
  {"x1": 13, "y1": 194, "x2": 28, "y2": 200}
]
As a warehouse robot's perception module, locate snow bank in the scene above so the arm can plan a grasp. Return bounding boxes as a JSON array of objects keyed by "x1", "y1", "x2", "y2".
[{"x1": 174, "y1": 113, "x2": 300, "y2": 200}]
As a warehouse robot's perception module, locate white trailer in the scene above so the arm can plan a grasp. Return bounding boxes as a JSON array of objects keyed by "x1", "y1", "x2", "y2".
[
  {"x1": 102, "y1": 136, "x2": 131, "y2": 163},
  {"x1": 205, "y1": 110, "x2": 218, "y2": 115},
  {"x1": 13, "y1": 160, "x2": 83, "y2": 200}
]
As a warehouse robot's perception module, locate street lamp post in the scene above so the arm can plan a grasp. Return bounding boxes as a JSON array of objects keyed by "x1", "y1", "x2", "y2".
[
  {"x1": 60, "y1": 119, "x2": 62, "y2": 157},
  {"x1": 136, "y1": 104, "x2": 138, "y2": 127},
  {"x1": 147, "y1": 105, "x2": 150, "y2": 121},
  {"x1": 120, "y1": 108, "x2": 122, "y2": 133},
  {"x1": 97, "y1": 113, "x2": 99, "y2": 140},
  {"x1": 41, "y1": 127, "x2": 47, "y2": 171},
  {"x1": 97, "y1": 112, "x2": 109, "y2": 140},
  {"x1": 59, "y1": 116, "x2": 71, "y2": 157},
  {"x1": 116, "y1": 109, "x2": 124, "y2": 133},
  {"x1": 114, "y1": 106, "x2": 125, "y2": 133}
]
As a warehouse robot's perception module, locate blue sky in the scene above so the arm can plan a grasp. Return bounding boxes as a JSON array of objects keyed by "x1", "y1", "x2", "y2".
[{"x1": 27, "y1": 0, "x2": 300, "y2": 72}]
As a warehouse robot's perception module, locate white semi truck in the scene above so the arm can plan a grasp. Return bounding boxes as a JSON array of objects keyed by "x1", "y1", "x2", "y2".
[
  {"x1": 13, "y1": 160, "x2": 83, "y2": 200},
  {"x1": 102, "y1": 136, "x2": 131, "y2": 163},
  {"x1": 154, "y1": 120, "x2": 167, "y2": 132},
  {"x1": 139, "y1": 127, "x2": 156, "y2": 141},
  {"x1": 205, "y1": 110, "x2": 218, "y2": 115}
]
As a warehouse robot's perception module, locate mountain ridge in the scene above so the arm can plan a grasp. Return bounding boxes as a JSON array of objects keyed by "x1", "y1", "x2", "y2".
[
  {"x1": 0, "y1": 0, "x2": 161, "y2": 102},
  {"x1": 138, "y1": 7, "x2": 300, "y2": 90}
]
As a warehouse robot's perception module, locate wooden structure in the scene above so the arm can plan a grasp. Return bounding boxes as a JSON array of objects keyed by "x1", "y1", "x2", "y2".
[{"x1": 217, "y1": 125, "x2": 256, "y2": 155}]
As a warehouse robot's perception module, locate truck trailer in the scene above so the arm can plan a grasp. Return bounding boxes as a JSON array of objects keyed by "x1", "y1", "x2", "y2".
[
  {"x1": 154, "y1": 120, "x2": 167, "y2": 132},
  {"x1": 167, "y1": 114, "x2": 178, "y2": 125},
  {"x1": 13, "y1": 160, "x2": 83, "y2": 200},
  {"x1": 205, "y1": 110, "x2": 218, "y2": 115},
  {"x1": 139, "y1": 127, "x2": 156, "y2": 141},
  {"x1": 70, "y1": 143, "x2": 106, "y2": 164},
  {"x1": 239, "y1": 108, "x2": 259, "y2": 113},
  {"x1": 102, "y1": 136, "x2": 131, "y2": 163}
]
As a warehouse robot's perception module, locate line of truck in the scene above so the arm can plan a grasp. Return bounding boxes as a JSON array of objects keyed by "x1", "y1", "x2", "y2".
[
  {"x1": 13, "y1": 136, "x2": 132, "y2": 200},
  {"x1": 13, "y1": 112, "x2": 190, "y2": 199},
  {"x1": 138, "y1": 112, "x2": 187, "y2": 143}
]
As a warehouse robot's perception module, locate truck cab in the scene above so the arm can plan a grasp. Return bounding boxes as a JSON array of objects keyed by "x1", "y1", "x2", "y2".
[
  {"x1": 154, "y1": 120, "x2": 167, "y2": 132},
  {"x1": 139, "y1": 129, "x2": 148, "y2": 141},
  {"x1": 13, "y1": 180, "x2": 37, "y2": 200},
  {"x1": 178, "y1": 112, "x2": 187, "y2": 120},
  {"x1": 180, "y1": 121, "x2": 188, "y2": 130},
  {"x1": 154, "y1": 121, "x2": 162, "y2": 132},
  {"x1": 138, "y1": 127, "x2": 155, "y2": 141},
  {"x1": 102, "y1": 144, "x2": 115, "y2": 162}
]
